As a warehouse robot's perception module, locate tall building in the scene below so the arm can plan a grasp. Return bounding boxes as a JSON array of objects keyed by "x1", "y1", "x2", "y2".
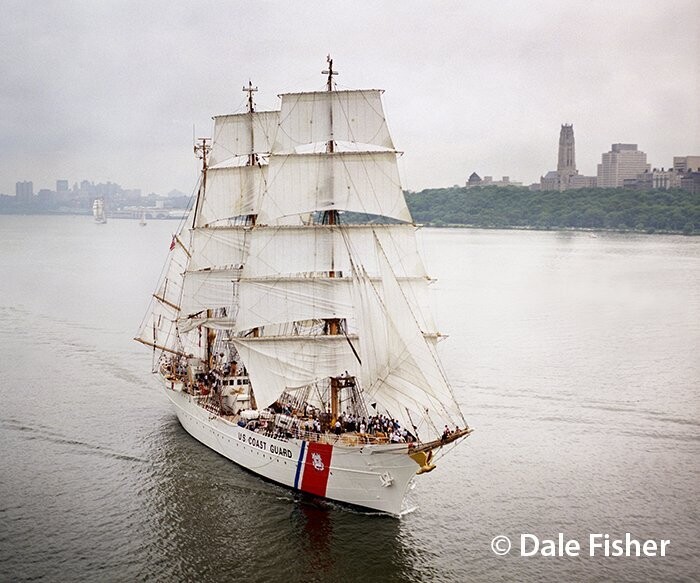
[
  {"x1": 673, "y1": 156, "x2": 700, "y2": 173},
  {"x1": 56, "y1": 179, "x2": 69, "y2": 192},
  {"x1": 557, "y1": 124, "x2": 577, "y2": 178},
  {"x1": 15, "y1": 181, "x2": 33, "y2": 202},
  {"x1": 541, "y1": 124, "x2": 596, "y2": 190},
  {"x1": 597, "y1": 144, "x2": 650, "y2": 188}
]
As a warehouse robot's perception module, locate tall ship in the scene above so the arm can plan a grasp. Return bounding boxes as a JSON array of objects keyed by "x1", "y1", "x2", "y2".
[
  {"x1": 135, "y1": 59, "x2": 472, "y2": 516},
  {"x1": 92, "y1": 198, "x2": 107, "y2": 224}
]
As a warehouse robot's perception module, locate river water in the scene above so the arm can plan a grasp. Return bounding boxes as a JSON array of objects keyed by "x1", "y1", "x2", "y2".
[{"x1": 0, "y1": 215, "x2": 698, "y2": 582}]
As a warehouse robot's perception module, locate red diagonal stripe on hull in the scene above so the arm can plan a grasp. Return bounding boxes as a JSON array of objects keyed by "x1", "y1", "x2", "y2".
[{"x1": 300, "y1": 442, "x2": 333, "y2": 497}]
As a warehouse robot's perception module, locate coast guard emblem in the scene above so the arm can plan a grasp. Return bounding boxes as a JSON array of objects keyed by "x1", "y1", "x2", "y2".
[
  {"x1": 301, "y1": 442, "x2": 333, "y2": 496},
  {"x1": 312, "y1": 452, "x2": 325, "y2": 471}
]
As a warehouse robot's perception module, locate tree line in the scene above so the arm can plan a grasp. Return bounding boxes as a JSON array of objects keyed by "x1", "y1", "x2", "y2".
[{"x1": 405, "y1": 186, "x2": 699, "y2": 234}]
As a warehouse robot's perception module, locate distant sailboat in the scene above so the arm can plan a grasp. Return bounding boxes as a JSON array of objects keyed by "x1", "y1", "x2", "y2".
[
  {"x1": 135, "y1": 59, "x2": 472, "y2": 516},
  {"x1": 92, "y1": 198, "x2": 107, "y2": 224},
  {"x1": 140, "y1": 209, "x2": 147, "y2": 226}
]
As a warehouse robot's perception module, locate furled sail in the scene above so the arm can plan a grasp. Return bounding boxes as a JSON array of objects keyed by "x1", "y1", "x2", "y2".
[
  {"x1": 209, "y1": 110, "x2": 279, "y2": 167},
  {"x1": 274, "y1": 90, "x2": 394, "y2": 153},
  {"x1": 257, "y1": 151, "x2": 410, "y2": 224}
]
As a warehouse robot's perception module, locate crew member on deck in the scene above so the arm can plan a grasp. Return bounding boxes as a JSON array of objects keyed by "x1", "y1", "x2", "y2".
[{"x1": 442, "y1": 425, "x2": 451, "y2": 442}]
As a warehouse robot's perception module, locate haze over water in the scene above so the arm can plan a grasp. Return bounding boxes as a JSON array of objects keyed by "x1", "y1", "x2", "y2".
[{"x1": 0, "y1": 216, "x2": 698, "y2": 582}]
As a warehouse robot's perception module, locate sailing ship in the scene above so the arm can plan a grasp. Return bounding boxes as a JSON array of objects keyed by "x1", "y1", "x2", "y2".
[
  {"x1": 135, "y1": 58, "x2": 472, "y2": 516},
  {"x1": 93, "y1": 198, "x2": 107, "y2": 223},
  {"x1": 139, "y1": 209, "x2": 147, "y2": 226}
]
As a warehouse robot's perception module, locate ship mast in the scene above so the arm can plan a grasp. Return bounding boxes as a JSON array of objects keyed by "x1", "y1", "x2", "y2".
[
  {"x1": 243, "y1": 80, "x2": 259, "y2": 167},
  {"x1": 321, "y1": 55, "x2": 340, "y2": 334},
  {"x1": 192, "y1": 137, "x2": 216, "y2": 366},
  {"x1": 192, "y1": 137, "x2": 211, "y2": 227},
  {"x1": 320, "y1": 55, "x2": 338, "y2": 230},
  {"x1": 243, "y1": 81, "x2": 259, "y2": 230},
  {"x1": 322, "y1": 55, "x2": 343, "y2": 421},
  {"x1": 322, "y1": 54, "x2": 337, "y2": 154},
  {"x1": 243, "y1": 81, "x2": 260, "y2": 339}
]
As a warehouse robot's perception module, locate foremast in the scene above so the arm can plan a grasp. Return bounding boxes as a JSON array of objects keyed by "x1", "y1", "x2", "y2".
[
  {"x1": 193, "y1": 136, "x2": 216, "y2": 367},
  {"x1": 135, "y1": 80, "x2": 276, "y2": 367}
]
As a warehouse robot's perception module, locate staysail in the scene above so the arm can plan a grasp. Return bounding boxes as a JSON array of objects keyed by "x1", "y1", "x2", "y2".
[
  {"x1": 351, "y1": 239, "x2": 465, "y2": 436},
  {"x1": 135, "y1": 209, "x2": 203, "y2": 359}
]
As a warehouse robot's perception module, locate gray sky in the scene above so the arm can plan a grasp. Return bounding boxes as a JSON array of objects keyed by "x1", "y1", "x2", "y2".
[{"x1": 1, "y1": 0, "x2": 698, "y2": 196}]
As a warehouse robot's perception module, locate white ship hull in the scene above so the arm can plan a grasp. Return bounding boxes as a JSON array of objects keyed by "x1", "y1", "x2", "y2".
[{"x1": 163, "y1": 384, "x2": 420, "y2": 516}]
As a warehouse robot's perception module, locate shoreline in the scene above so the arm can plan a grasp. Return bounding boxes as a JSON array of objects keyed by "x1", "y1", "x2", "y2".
[
  {"x1": 417, "y1": 223, "x2": 698, "y2": 236},
  {"x1": 0, "y1": 211, "x2": 696, "y2": 235}
]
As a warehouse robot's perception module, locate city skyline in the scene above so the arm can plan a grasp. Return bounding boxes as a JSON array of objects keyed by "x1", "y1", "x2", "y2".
[
  {"x1": 4, "y1": 135, "x2": 696, "y2": 199},
  {"x1": 1, "y1": 1, "x2": 698, "y2": 196}
]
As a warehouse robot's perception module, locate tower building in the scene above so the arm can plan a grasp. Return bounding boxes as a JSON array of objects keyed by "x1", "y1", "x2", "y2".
[
  {"x1": 541, "y1": 124, "x2": 594, "y2": 191},
  {"x1": 557, "y1": 124, "x2": 577, "y2": 177}
]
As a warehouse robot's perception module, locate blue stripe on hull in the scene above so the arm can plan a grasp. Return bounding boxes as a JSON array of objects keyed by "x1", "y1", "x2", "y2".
[{"x1": 293, "y1": 440, "x2": 306, "y2": 489}]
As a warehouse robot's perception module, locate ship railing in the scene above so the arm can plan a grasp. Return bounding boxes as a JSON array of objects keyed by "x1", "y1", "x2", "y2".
[
  {"x1": 227, "y1": 413, "x2": 396, "y2": 447},
  {"x1": 243, "y1": 424, "x2": 391, "y2": 446},
  {"x1": 294, "y1": 429, "x2": 390, "y2": 446},
  {"x1": 159, "y1": 356, "x2": 187, "y2": 380}
]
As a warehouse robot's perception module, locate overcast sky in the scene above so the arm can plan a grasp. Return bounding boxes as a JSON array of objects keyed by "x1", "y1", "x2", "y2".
[{"x1": 2, "y1": 0, "x2": 698, "y2": 196}]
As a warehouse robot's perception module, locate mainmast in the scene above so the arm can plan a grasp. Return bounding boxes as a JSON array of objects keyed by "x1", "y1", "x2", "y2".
[
  {"x1": 322, "y1": 55, "x2": 343, "y2": 421},
  {"x1": 320, "y1": 55, "x2": 338, "y2": 229},
  {"x1": 244, "y1": 81, "x2": 260, "y2": 338},
  {"x1": 243, "y1": 80, "x2": 259, "y2": 166},
  {"x1": 321, "y1": 54, "x2": 338, "y2": 154},
  {"x1": 243, "y1": 81, "x2": 259, "y2": 231},
  {"x1": 321, "y1": 56, "x2": 340, "y2": 336}
]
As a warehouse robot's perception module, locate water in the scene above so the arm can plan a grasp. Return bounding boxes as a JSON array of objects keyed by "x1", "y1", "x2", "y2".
[{"x1": 0, "y1": 216, "x2": 698, "y2": 582}]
